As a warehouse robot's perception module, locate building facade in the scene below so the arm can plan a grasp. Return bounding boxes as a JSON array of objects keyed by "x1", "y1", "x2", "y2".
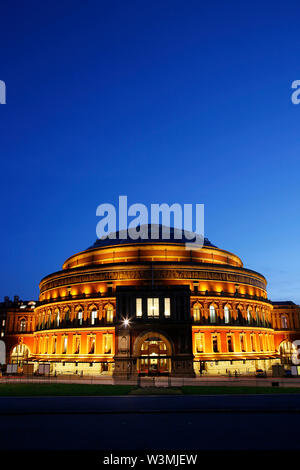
[{"x1": 2, "y1": 225, "x2": 300, "y2": 377}]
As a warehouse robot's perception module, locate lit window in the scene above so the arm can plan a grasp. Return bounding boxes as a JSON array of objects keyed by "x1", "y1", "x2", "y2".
[
  {"x1": 89, "y1": 336, "x2": 95, "y2": 354},
  {"x1": 193, "y1": 305, "x2": 200, "y2": 321},
  {"x1": 19, "y1": 319, "x2": 26, "y2": 332},
  {"x1": 91, "y1": 309, "x2": 97, "y2": 325},
  {"x1": 195, "y1": 333, "x2": 204, "y2": 353},
  {"x1": 104, "y1": 334, "x2": 112, "y2": 354},
  {"x1": 281, "y1": 315, "x2": 288, "y2": 329},
  {"x1": 147, "y1": 298, "x2": 159, "y2": 318},
  {"x1": 56, "y1": 312, "x2": 60, "y2": 327},
  {"x1": 106, "y1": 308, "x2": 113, "y2": 323},
  {"x1": 209, "y1": 305, "x2": 216, "y2": 323},
  {"x1": 74, "y1": 337, "x2": 80, "y2": 354},
  {"x1": 136, "y1": 298, "x2": 142, "y2": 318},
  {"x1": 224, "y1": 306, "x2": 230, "y2": 324},
  {"x1": 63, "y1": 336, "x2": 68, "y2": 354},
  {"x1": 164, "y1": 298, "x2": 171, "y2": 317},
  {"x1": 247, "y1": 308, "x2": 251, "y2": 324},
  {"x1": 78, "y1": 310, "x2": 83, "y2": 326}
]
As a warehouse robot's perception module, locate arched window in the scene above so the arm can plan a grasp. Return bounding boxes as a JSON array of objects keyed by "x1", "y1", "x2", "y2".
[
  {"x1": 77, "y1": 310, "x2": 83, "y2": 326},
  {"x1": 281, "y1": 315, "x2": 288, "y2": 329},
  {"x1": 247, "y1": 308, "x2": 251, "y2": 325},
  {"x1": 224, "y1": 306, "x2": 230, "y2": 324},
  {"x1": 19, "y1": 319, "x2": 26, "y2": 332},
  {"x1": 106, "y1": 308, "x2": 113, "y2": 323},
  {"x1": 64, "y1": 309, "x2": 70, "y2": 323},
  {"x1": 237, "y1": 307, "x2": 243, "y2": 323},
  {"x1": 91, "y1": 309, "x2": 97, "y2": 325},
  {"x1": 209, "y1": 305, "x2": 216, "y2": 323},
  {"x1": 193, "y1": 305, "x2": 200, "y2": 321},
  {"x1": 56, "y1": 311, "x2": 60, "y2": 327}
]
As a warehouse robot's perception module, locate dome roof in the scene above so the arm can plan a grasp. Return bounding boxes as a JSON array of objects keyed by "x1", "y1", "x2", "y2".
[
  {"x1": 61, "y1": 224, "x2": 244, "y2": 271},
  {"x1": 87, "y1": 224, "x2": 217, "y2": 250}
]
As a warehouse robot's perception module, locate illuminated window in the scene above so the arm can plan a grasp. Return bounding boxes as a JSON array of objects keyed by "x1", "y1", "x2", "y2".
[
  {"x1": 195, "y1": 333, "x2": 204, "y2": 353},
  {"x1": 136, "y1": 298, "x2": 142, "y2": 318},
  {"x1": 224, "y1": 306, "x2": 230, "y2": 324},
  {"x1": 281, "y1": 315, "x2": 288, "y2": 329},
  {"x1": 74, "y1": 336, "x2": 80, "y2": 354},
  {"x1": 247, "y1": 308, "x2": 251, "y2": 324},
  {"x1": 19, "y1": 319, "x2": 26, "y2": 332},
  {"x1": 88, "y1": 336, "x2": 95, "y2": 354},
  {"x1": 164, "y1": 298, "x2": 171, "y2": 318},
  {"x1": 193, "y1": 305, "x2": 200, "y2": 321},
  {"x1": 147, "y1": 298, "x2": 159, "y2": 318},
  {"x1": 104, "y1": 334, "x2": 112, "y2": 354},
  {"x1": 106, "y1": 308, "x2": 113, "y2": 323},
  {"x1": 78, "y1": 310, "x2": 83, "y2": 326},
  {"x1": 91, "y1": 309, "x2": 97, "y2": 325},
  {"x1": 56, "y1": 311, "x2": 60, "y2": 327},
  {"x1": 209, "y1": 305, "x2": 216, "y2": 323},
  {"x1": 62, "y1": 336, "x2": 68, "y2": 354}
]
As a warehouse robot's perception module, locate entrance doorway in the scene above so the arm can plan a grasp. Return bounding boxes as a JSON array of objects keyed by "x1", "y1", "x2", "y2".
[{"x1": 136, "y1": 334, "x2": 172, "y2": 376}]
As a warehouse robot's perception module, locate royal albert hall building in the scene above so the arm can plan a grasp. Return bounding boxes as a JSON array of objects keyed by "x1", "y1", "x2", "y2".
[{"x1": 4, "y1": 225, "x2": 300, "y2": 377}]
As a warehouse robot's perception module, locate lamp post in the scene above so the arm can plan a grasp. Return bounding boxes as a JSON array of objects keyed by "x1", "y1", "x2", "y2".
[{"x1": 122, "y1": 318, "x2": 131, "y2": 380}]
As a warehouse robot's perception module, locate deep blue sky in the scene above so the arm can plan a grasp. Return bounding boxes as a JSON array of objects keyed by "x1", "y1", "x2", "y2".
[{"x1": 0, "y1": 0, "x2": 300, "y2": 303}]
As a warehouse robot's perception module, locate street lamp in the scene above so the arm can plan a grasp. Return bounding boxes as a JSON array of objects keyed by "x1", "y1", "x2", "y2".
[{"x1": 121, "y1": 317, "x2": 132, "y2": 379}]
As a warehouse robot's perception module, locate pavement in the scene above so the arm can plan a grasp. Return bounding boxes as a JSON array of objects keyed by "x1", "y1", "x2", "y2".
[
  {"x1": 0, "y1": 395, "x2": 300, "y2": 450},
  {"x1": 2, "y1": 374, "x2": 300, "y2": 387}
]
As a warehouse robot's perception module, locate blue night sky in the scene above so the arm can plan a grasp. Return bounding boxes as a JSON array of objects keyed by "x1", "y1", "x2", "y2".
[{"x1": 0, "y1": 1, "x2": 300, "y2": 303}]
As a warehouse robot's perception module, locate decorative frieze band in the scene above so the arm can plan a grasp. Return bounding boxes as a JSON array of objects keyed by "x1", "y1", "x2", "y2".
[{"x1": 40, "y1": 267, "x2": 266, "y2": 293}]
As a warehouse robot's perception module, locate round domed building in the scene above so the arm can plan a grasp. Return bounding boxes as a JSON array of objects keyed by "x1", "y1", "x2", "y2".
[{"x1": 19, "y1": 224, "x2": 280, "y2": 377}]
